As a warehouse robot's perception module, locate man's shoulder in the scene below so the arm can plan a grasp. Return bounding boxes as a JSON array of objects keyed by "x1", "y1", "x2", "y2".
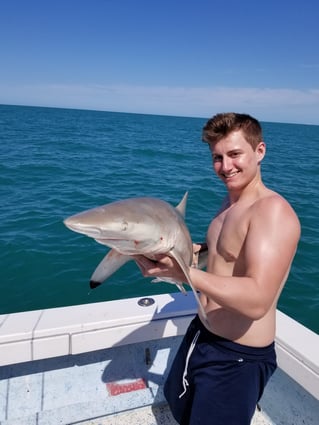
[
  {"x1": 254, "y1": 191, "x2": 286, "y2": 208},
  {"x1": 254, "y1": 190, "x2": 292, "y2": 211},
  {"x1": 251, "y1": 191, "x2": 300, "y2": 230}
]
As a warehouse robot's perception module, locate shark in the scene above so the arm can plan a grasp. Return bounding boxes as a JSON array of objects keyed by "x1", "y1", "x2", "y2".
[{"x1": 63, "y1": 192, "x2": 207, "y2": 320}]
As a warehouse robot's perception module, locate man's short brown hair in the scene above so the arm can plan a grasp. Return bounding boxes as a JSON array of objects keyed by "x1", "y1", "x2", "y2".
[{"x1": 202, "y1": 113, "x2": 263, "y2": 150}]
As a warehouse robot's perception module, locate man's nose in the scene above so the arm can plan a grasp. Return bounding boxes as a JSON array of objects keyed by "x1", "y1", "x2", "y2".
[{"x1": 221, "y1": 156, "x2": 233, "y2": 171}]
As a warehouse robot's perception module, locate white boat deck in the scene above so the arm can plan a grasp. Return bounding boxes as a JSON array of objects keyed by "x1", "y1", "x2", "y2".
[
  {"x1": 0, "y1": 293, "x2": 318, "y2": 424},
  {"x1": 0, "y1": 334, "x2": 273, "y2": 425},
  {"x1": 78, "y1": 405, "x2": 271, "y2": 425},
  {"x1": 0, "y1": 335, "x2": 178, "y2": 424}
]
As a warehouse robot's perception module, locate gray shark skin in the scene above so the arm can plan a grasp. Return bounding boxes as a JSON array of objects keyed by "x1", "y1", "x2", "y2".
[{"x1": 63, "y1": 192, "x2": 207, "y2": 319}]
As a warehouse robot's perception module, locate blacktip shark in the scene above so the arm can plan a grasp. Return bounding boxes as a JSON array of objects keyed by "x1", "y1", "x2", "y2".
[{"x1": 63, "y1": 192, "x2": 207, "y2": 320}]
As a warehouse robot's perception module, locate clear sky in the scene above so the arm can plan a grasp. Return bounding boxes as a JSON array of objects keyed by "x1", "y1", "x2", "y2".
[{"x1": 1, "y1": 0, "x2": 319, "y2": 124}]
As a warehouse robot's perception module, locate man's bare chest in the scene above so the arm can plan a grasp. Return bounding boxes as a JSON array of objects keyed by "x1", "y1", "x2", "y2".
[{"x1": 207, "y1": 207, "x2": 249, "y2": 264}]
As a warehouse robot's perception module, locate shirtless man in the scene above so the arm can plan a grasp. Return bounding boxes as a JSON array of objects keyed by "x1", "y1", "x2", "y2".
[{"x1": 136, "y1": 113, "x2": 300, "y2": 425}]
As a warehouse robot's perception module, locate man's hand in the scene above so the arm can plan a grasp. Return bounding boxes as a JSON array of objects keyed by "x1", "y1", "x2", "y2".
[{"x1": 135, "y1": 254, "x2": 186, "y2": 283}]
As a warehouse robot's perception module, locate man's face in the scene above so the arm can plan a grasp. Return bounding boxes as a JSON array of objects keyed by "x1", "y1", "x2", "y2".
[{"x1": 209, "y1": 130, "x2": 265, "y2": 191}]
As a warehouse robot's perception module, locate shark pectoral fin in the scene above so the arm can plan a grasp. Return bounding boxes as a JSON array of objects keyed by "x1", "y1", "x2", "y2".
[
  {"x1": 90, "y1": 249, "x2": 132, "y2": 289},
  {"x1": 170, "y1": 250, "x2": 208, "y2": 323}
]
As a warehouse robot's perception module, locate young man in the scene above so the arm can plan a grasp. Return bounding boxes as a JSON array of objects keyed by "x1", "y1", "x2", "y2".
[{"x1": 136, "y1": 113, "x2": 300, "y2": 424}]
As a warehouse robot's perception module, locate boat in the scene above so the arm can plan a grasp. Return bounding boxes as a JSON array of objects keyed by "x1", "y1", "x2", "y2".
[{"x1": 0, "y1": 291, "x2": 318, "y2": 424}]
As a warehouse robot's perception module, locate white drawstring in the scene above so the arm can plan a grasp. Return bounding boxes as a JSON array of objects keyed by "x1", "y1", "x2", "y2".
[{"x1": 179, "y1": 330, "x2": 200, "y2": 398}]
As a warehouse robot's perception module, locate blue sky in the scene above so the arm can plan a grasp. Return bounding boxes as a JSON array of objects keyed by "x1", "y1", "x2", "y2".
[{"x1": 1, "y1": 0, "x2": 319, "y2": 124}]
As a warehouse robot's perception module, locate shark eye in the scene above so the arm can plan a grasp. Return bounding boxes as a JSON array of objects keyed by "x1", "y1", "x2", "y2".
[{"x1": 121, "y1": 220, "x2": 128, "y2": 231}]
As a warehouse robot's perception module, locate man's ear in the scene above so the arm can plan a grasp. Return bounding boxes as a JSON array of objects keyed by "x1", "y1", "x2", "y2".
[{"x1": 256, "y1": 142, "x2": 266, "y2": 164}]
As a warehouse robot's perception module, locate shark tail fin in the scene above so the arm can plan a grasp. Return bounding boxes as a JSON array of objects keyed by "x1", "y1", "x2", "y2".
[{"x1": 169, "y1": 250, "x2": 208, "y2": 324}]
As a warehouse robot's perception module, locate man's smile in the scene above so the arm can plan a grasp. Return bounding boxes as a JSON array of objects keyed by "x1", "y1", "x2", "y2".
[{"x1": 222, "y1": 171, "x2": 240, "y2": 179}]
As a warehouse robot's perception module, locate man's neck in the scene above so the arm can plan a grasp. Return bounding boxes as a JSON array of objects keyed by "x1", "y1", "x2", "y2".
[{"x1": 228, "y1": 179, "x2": 265, "y2": 205}]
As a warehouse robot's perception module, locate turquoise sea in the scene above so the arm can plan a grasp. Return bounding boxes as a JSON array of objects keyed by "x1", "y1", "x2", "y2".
[{"x1": 1, "y1": 104, "x2": 318, "y2": 334}]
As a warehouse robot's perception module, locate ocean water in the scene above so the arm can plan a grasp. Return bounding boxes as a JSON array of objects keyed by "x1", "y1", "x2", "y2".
[{"x1": 1, "y1": 104, "x2": 318, "y2": 334}]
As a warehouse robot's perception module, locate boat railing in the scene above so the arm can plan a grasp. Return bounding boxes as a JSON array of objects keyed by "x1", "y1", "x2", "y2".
[{"x1": 0, "y1": 291, "x2": 318, "y2": 402}]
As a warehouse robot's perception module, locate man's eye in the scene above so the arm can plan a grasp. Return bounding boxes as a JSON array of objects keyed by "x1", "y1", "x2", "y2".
[{"x1": 213, "y1": 156, "x2": 222, "y2": 162}]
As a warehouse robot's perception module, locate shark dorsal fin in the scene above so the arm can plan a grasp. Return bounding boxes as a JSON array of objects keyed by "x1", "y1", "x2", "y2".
[{"x1": 175, "y1": 191, "x2": 188, "y2": 217}]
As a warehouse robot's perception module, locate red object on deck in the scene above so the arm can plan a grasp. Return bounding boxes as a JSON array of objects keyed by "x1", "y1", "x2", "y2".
[{"x1": 106, "y1": 378, "x2": 147, "y2": 396}]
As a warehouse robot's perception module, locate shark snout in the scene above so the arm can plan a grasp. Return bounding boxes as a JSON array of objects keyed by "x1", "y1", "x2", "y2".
[{"x1": 63, "y1": 218, "x2": 102, "y2": 238}]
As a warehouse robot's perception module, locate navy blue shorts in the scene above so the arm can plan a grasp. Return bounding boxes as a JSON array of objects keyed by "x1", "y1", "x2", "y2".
[{"x1": 164, "y1": 315, "x2": 277, "y2": 425}]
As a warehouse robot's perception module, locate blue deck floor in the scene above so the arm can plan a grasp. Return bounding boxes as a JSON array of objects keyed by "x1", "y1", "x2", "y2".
[
  {"x1": 1, "y1": 334, "x2": 317, "y2": 424},
  {"x1": 0, "y1": 336, "x2": 181, "y2": 425}
]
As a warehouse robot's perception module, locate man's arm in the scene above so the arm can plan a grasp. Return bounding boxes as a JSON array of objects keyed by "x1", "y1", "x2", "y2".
[{"x1": 189, "y1": 196, "x2": 300, "y2": 319}]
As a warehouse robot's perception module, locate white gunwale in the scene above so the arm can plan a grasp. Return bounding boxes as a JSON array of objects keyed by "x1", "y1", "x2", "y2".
[{"x1": 0, "y1": 292, "x2": 318, "y2": 424}]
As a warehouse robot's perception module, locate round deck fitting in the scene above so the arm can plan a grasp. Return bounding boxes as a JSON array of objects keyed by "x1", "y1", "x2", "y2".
[{"x1": 137, "y1": 297, "x2": 155, "y2": 307}]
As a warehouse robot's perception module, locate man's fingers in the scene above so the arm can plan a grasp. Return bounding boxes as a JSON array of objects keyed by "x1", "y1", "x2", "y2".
[{"x1": 135, "y1": 256, "x2": 160, "y2": 277}]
